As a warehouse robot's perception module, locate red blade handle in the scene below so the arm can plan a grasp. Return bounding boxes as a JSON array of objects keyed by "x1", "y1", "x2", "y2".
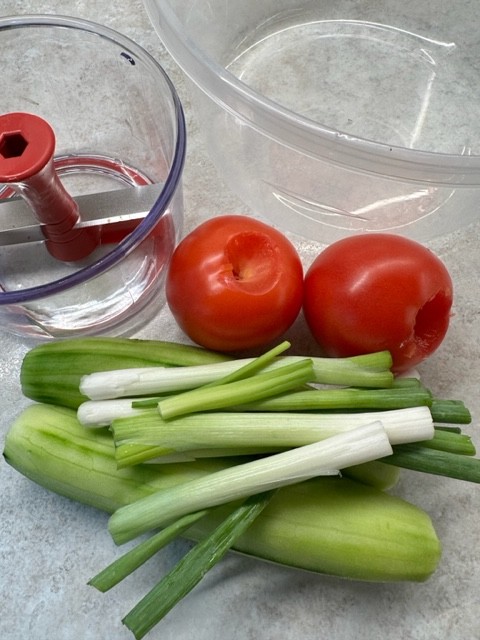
[{"x1": 0, "y1": 112, "x2": 100, "y2": 261}]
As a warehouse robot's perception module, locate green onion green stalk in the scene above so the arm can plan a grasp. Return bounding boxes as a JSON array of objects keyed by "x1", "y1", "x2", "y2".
[
  {"x1": 110, "y1": 406, "x2": 434, "y2": 467},
  {"x1": 121, "y1": 492, "x2": 275, "y2": 640}
]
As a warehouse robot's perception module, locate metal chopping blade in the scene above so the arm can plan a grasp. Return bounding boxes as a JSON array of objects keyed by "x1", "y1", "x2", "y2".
[{"x1": 0, "y1": 183, "x2": 163, "y2": 247}]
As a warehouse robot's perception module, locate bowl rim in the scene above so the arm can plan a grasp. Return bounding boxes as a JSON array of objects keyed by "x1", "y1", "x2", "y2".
[
  {"x1": 0, "y1": 14, "x2": 186, "y2": 304},
  {"x1": 144, "y1": 0, "x2": 480, "y2": 186}
]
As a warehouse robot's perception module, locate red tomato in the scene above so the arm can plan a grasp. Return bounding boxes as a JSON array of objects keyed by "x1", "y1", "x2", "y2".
[
  {"x1": 303, "y1": 234, "x2": 453, "y2": 372},
  {"x1": 166, "y1": 215, "x2": 303, "y2": 351}
]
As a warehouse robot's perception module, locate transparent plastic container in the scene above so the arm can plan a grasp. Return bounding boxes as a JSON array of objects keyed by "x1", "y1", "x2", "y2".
[
  {"x1": 0, "y1": 15, "x2": 186, "y2": 339},
  {"x1": 145, "y1": 0, "x2": 480, "y2": 242}
]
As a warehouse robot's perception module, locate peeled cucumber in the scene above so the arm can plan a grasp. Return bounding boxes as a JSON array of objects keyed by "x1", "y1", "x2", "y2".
[{"x1": 20, "y1": 338, "x2": 230, "y2": 409}]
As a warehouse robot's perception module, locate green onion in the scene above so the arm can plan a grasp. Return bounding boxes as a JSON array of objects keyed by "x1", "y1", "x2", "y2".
[
  {"x1": 435, "y1": 425, "x2": 462, "y2": 434},
  {"x1": 419, "y1": 428, "x2": 476, "y2": 456},
  {"x1": 108, "y1": 421, "x2": 393, "y2": 544},
  {"x1": 88, "y1": 510, "x2": 209, "y2": 592},
  {"x1": 233, "y1": 386, "x2": 432, "y2": 412},
  {"x1": 129, "y1": 385, "x2": 434, "y2": 416},
  {"x1": 114, "y1": 441, "x2": 274, "y2": 468},
  {"x1": 78, "y1": 398, "x2": 150, "y2": 428},
  {"x1": 79, "y1": 390, "x2": 468, "y2": 431},
  {"x1": 335, "y1": 350, "x2": 393, "y2": 369},
  {"x1": 122, "y1": 492, "x2": 274, "y2": 640},
  {"x1": 200, "y1": 340, "x2": 292, "y2": 387},
  {"x1": 79, "y1": 351, "x2": 394, "y2": 402},
  {"x1": 79, "y1": 341, "x2": 294, "y2": 402},
  {"x1": 306, "y1": 350, "x2": 394, "y2": 387},
  {"x1": 157, "y1": 359, "x2": 315, "y2": 420},
  {"x1": 390, "y1": 377, "x2": 423, "y2": 388},
  {"x1": 131, "y1": 398, "x2": 164, "y2": 409},
  {"x1": 383, "y1": 444, "x2": 480, "y2": 482},
  {"x1": 389, "y1": 377, "x2": 471, "y2": 424},
  {"x1": 111, "y1": 406, "x2": 434, "y2": 466},
  {"x1": 429, "y1": 398, "x2": 472, "y2": 424},
  {"x1": 79, "y1": 360, "x2": 256, "y2": 401}
]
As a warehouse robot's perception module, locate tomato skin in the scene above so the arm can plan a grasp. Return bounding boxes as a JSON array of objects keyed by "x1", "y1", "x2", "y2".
[
  {"x1": 303, "y1": 234, "x2": 453, "y2": 372},
  {"x1": 166, "y1": 215, "x2": 303, "y2": 351}
]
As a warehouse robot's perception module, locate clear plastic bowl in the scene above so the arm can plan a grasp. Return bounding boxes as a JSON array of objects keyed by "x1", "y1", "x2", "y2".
[
  {"x1": 0, "y1": 15, "x2": 186, "y2": 339},
  {"x1": 145, "y1": 0, "x2": 480, "y2": 242}
]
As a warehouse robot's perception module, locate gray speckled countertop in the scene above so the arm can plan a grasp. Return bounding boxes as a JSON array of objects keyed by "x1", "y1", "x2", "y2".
[{"x1": 1, "y1": 2, "x2": 480, "y2": 640}]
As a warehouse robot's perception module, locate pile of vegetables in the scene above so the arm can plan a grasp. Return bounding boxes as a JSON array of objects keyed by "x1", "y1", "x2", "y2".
[
  {"x1": 1, "y1": 220, "x2": 474, "y2": 638},
  {"x1": 4, "y1": 336, "x2": 479, "y2": 639}
]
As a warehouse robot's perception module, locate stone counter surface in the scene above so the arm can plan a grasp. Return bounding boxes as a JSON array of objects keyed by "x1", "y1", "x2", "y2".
[{"x1": 1, "y1": 2, "x2": 479, "y2": 639}]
